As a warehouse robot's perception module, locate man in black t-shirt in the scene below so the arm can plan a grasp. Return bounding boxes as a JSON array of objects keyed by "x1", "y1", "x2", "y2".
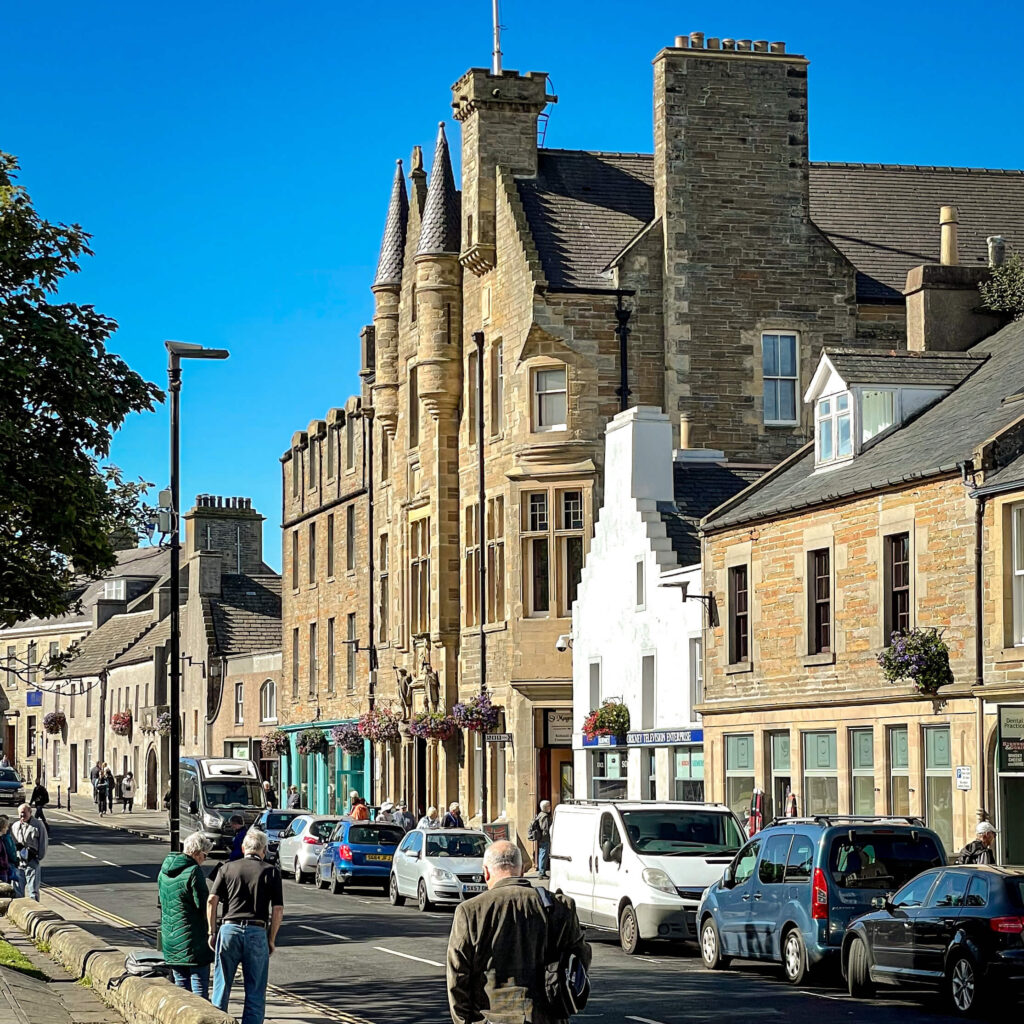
[{"x1": 207, "y1": 829, "x2": 283, "y2": 1024}]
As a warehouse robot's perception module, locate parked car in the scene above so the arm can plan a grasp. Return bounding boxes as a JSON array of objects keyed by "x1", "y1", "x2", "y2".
[
  {"x1": 549, "y1": 800, "x2": 746, "y2": 954},
  {"x1": 278, "y1": 815, "x2": 340, "y2": 883},
  {"x1": 389, "y1": 828, "x2": 489, "y2": 911},
  {"x1": 0, "y1": 768, "x2": 25, "y2": 807},
  {"x1": 842, "y1": 864, "x2": 1024, "y2": 1015},
  {"x1": 698, "y1": 815, "x2": 946, "y2": 984},
  {"x1": 178, "y1": 757, "x2": 267, "y2": 851},
  {"x1": 251, "y1": 809, "x2": 311, "y2": 865},
  {"x1": 317, "y1": 818, "x2": 406, "y2": 893}
]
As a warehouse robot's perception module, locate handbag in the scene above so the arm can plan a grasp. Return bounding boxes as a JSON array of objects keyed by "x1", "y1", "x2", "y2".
[
  {"x1": 537, "y1": 887, "x2": 590, "y2": 1017},
  {"x1": 108, "y1": 948, "x2": 170, "y2": 990}
]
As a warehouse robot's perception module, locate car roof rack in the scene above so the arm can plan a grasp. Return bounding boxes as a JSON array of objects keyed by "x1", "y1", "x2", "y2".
[
  {"x1": 560, "y1": 798, "x2": 732, "y2": 810},
  {"x1": 764, "y1": 814, "x2": 926, "y2": 829}
]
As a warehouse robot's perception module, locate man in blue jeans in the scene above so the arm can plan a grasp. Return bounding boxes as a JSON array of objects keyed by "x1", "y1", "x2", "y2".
[{"x1": 207, "y1": 829, "x2": 284, "y2": 1024}]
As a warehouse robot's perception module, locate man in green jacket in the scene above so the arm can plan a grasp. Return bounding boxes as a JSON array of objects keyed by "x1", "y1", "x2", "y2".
[
  {"x1": 447, "y1": 840, "x2": 591, "y2": 1024},
  {"x1": 158, "y1": 833, "x2": 214, "y2": 997}
]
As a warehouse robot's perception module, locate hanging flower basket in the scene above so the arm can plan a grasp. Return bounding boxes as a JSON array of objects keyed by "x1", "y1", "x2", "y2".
[
  {"x1": 451, "y1": 692, "x2": 500, "y2": 733},
  {"x1": 156, "y1": 711, "x2": 172, "y2": 737},
  {"x1": 877, "y1": 627, "x2": 955, "y2": 697},
  {"x1": 331, "y1": 723, "x2": 365, "y2": 755},
  {"x1": 43, "y1": 711, "x2": 66, "y2": 735},
  {"x1": 358, "y1": 706, "x2": 401, "y2": 744},
  {"x1": 296, "y1": 728, "x2": 328, "y2": 756},
  {"x1": 409, "y1": 711, "x2": 459, "y2": 742},
  {"x1": 582, "y1": 700, "x2": 630, "y2": 742},
  {"x1": 111, "y1": 711, "x2": 132, "y2": 737},
  {"x1": 261, "y1": 730, "x2": 289, "y2": 756}
]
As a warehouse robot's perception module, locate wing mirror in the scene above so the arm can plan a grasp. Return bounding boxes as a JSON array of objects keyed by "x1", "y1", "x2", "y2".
[
  {"x1": 871, "y1": 893, "x2": 895, "y2": 912},
  {"x1": 721, "y1": 864, "x2": 736, "y2": 889},
  {"x1": 601, "y1": 840, "x2": 621, "y2": 864}
]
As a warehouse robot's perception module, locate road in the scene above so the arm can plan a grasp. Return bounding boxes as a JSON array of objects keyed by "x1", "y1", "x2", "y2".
[{"x1": 40, "y1": 814, "x2": 964, "y2": 1024}]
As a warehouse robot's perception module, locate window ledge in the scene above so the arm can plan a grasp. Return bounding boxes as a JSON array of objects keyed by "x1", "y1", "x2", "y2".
[
  {"x1": 764, "y1": 421, "x2": 799, "y2": 429},
  {"x1": 726, "y1": 662, "x2": 753, "y2": 676},
  {"x1": 996, "y1": 647, "x2": 1024, "y2": 665},
  {"x1": 802, "y1": 652, "x2": 836, "y2": 668}
]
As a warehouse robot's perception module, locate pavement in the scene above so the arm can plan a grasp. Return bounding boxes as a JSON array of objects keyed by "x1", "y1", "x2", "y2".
[{"x1": 16, "y1": 808, "x2": 972, "y2": 1024}]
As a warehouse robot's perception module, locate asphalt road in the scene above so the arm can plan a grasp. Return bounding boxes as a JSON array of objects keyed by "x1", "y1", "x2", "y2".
[{"x1": 40, "y1": 814, "x2": 967, "y2": 1024}]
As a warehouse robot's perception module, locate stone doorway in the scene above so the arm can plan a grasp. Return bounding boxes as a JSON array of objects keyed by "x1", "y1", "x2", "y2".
[{"x1": 146, "y1": 747, "x2": 158, "y2": 810}]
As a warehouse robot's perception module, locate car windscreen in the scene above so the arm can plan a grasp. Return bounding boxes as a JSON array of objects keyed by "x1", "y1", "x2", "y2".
[
  {"x1": 348, "y1": 824, "x2": 405, "y2": 846},
  {"x1": 263, "y1": 812, "x2": 300, "y2": 830},
  {"x1": 426, "y1": 834, "x2": 488, "y2": 858},
  {"x1": 0, "y1": 770, "x2": 20, "y2": 784},
  {"x1": 310, "y1": 820, "x2": 339, "y2": 842},
  {"x1": 619, "y1": 809, "x2": 744, "y2": 856},
  {"x1": 829, "y1": 832, "x2": 944, "y2": 890},
  {"x1": 202, "y1": 779, "x2": 264, "y2": 809}
]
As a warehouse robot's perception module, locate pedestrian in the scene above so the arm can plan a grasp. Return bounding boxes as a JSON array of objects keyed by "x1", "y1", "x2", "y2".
[
  {"x1": 227, "y1": 815, "x2": 248, "y2": 861},
  {"x1": 377, "y1": 800, "x2": 395, "y2": 823},
  {"x1": 0, "y1": 816, "x2": 22, "y2": 898},
  {"x1": 528, "y1": 800, "x2": 553, "y2": 878},
  {"x1": 159, "y1": 832, "x2": 215, "y2": 997},
  {"x1": 29, "y1": 778, "x2": 49, "y2": 826},
  {"x1": 417, "y1": 806, "x2": 440, "y2": 830},
  {"x1": 447, "y1": 840, "x2": 590, "y2": 1024},
  {"x1": 0, "y1": 754, "x2": 10, "y2": 769},
  {"x1": 103, "y1": 765, "x2": 116, "y2": 808},
  {"x1": 442, "y1": 802, "x2": 464, "y2": 829},
  {"x1": 120, "y1": 772, "x2": 136, "y2": 813},
  {"x1": 262, "y1": 780, "x2": 277, "y2": 808},
  {"x1": 395, "y1": 802, "x2": 416, "y2": 832},
  {"x1": 11, "y1": 802, "x2": 48, "y2": 901},
  {"x1": 350, "y1": 797, "x2": 370, "y2": 822},
  {"x1": 208, "y1": 828, "x2": 284, "y2": 1024},
  {"x1": 957, "y1": 821, "x2": 998, "y2": 864},
  {"x1": 285, "y1": 786, "x2": 301, "y2": 810},
  {"x1": 95, "y1": 768, "x2": 110, "y2": 816}
]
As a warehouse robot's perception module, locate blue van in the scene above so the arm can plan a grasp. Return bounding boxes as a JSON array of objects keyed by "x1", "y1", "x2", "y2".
[{"x1": 698, "y1": 816, "x2": 946, "y2": 984}]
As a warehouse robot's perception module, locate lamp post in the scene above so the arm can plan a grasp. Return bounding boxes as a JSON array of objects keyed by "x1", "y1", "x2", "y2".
[{"x1": 165, "y1": 341, "x2": 229, "y2": 851}]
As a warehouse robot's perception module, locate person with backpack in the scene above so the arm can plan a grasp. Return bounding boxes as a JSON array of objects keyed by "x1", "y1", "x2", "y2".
[
  {"x1": 528, "y1": 800, "x2": 553, "y2": 879},
  {"x1": 158, "y1": 833, "x2": 215, "y2": 997},
  {"x1": 956, "y1": 820, "x2": 997, "y2": 864},
  {"x1": 447, "y1": 840, "x2": 590, "y2": 1024},
  {"x1": 29, "y1": 778, "x2": 49, "y2": 826}
]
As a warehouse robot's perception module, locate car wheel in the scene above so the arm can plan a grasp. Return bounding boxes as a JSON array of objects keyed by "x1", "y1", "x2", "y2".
[
  {"x1": 618, "y1": 904, "x2": 644, "y2": 956},
  {"x1": 417, "y1": 880, "x2": 433, "y2": 913},
  {"x1": 947, "y1": 951, "x2": 983, "y2": 1016},
  {"x1": 846, "y1": 937, "x2": 874, "y2": 998},
  {"x1": 331, "y1": 867, "x2": 345, "y2": 895},
  {"x1": 389, "y1": 874, "x2": 405, "y2": 907},
  {"x1": 700, "y1": 917, "x2": 729, "y2": 970},
  {"x1": 782, "y1": 928, "x2": 809, "y2": 985},
  {"x1": 293, "y1": 860, "x2": 305, "y2": 885},
  {"x1": 317, "y1": 867, "x2": 329, "y2": 890}
]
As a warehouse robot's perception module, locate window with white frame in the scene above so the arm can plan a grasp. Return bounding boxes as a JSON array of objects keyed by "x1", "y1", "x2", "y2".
[
  {"x1": 816, "y1": 393, "x2": 853, "y2": 465},
  {"x1": 762, "y1": 332, "x2": 798, "y2": 425},
  {"x1": 635, "y1": 559, "x2": 645, "y2": 610},
  {"x1": 1012, "y1": 503, "x2": 1024, "y2": 645},
  {"x1": 522, "y1": 490, "x2": 585, "y2": 618},
  {"x1": 532, "y1": 366, "x2": 567, "y2": 432},
  {"x1": 234, "y1": 682, "x2": 244, "y2": 725},
  {"x1": 861, "y1": 389, "x2": 895, "y2": 442},
  {"x1": 102, "y1": 578, "x2": 126, "y2": 601},
  {"x1": 260, "y1": 679, "x2": 277, "y2": 723}
]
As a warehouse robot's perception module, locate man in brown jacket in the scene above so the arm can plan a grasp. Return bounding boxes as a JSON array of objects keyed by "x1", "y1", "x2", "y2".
[{"x1": 446, "y1": 840, "x2": 590, "y2": 1024}]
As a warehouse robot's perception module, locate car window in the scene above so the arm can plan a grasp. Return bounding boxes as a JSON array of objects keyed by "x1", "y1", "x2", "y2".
[
  {"x1": 426, "y1": 833, "x2": 487, "y2": 858},
  {"x1": 348, "y1": 824, "x2": 405, "y2": 846},
  {"x1": 0, "y1": 770, "x2": 20, "y2": 783},
  {"x1": 398, "y1": 833, "x2": 415, "y2": 852},
  {"x1": 266, "y1": 812, "x2": 300, "y2": 830},
  {"x1": 929, "y1": 871, "x2": 970, "y2": 909},
  {"x1": 619, "y1": 809, "x2": 744, "y2": 856},
  {"x1": 785, "y1": 835, "x2": 814, "y2": 882},
  {"x1": 733, "y1": 840, "x2": 761, "y2": 886},
  {"x1": 892, "y1": 871, "x2": 939, "y2": 909},
  {"x1": 330, "y1": 822, "x2": 346, "y2": 842},
  {"x1": 599, "y1": 813, "x2": 623, "y2": 856},
  {"x1": 758, "y1": 835, "x2": 792, "y2": 885},
  {"x1": 966, "y1": 875, "x2": 989, "y2": 908},
  {"x1": 829, "y1": 832, "x2": 944, "y2": 891},
  {"x1": 310, "y1": 820, "x2": 338, "y2": 842}
]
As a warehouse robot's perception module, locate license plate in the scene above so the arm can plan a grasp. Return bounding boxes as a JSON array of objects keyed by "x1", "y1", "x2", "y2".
[
  {"x1": 366, "y1": 854, "x2": 391, "y2": 862},
  {"x1": 462, "y1": 883, "x2": 486, "y2": 894}
]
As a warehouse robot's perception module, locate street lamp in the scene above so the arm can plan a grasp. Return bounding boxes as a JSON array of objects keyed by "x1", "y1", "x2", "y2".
[{"x1": 165, "y1": 340, "x2": 229, "y2": 852}]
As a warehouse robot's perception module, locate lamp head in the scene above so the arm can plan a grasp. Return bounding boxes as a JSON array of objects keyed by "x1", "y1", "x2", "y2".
[{"x1": 165, "y1": 340, "x2": 230, "y2": 360}]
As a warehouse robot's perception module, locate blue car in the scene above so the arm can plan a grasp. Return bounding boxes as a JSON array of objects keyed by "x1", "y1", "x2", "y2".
[
  {"x1": 0, "y1": 768, "x2": 25, "y2": 808},
  {"x1": 317, "y1": 819, "x2": 406, "y2": 894},
  {"x1": 698, "y1": 816, "x2": 946, "y2": 984}
]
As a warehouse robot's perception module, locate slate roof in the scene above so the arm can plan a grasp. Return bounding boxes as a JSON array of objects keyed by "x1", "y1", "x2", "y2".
[
  {"x1": 107, "y1": 614, "x2": 171, "y2": 669},
  {"x1": 658, "y1": 460, "x2": 766, "y2": 566},
  {"x1": 57, "y1": 611, "x2": 156, "y2": 678},
  {"x1": 979, "y1": 450, "x2": 1024, "y2": 491},
  {"x1": 704, "y1": 319, "x2": 1024, "y2": 532},
  {"x1": 823, "y1": 349, "x2": 987, "y2": 388},
  {"x1": 209, "y1": 574, "x2": 282, "y2": 657},
  {"x1": 373, "y1": 160, "x2": 409, "y2": 288},
  {"x1": 416, "y1": 123, "x2": 461, "y2": 256},
  {"x1": 514, "y1": 152, "x2": 1024, "y2": 299}
]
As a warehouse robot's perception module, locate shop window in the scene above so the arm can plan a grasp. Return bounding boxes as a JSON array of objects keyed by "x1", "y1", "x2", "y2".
[
  {"x1": 924, "y1": 726, "x2": 953, "y2": 852},
  {"x1": 728, "y1": 566, "x2": 750, "y2": 664},
  {"x1": 889, "y1": 725, "x2": 910, "y2": 815},
  {"x1": 884, "y1": 532, "x2": 912, "y2": 639},
  {"x1": 769, "y1": 731, "x2": 791, "y2": 821},
  {"x1": 802, "y1": 730, "x2": 838, "y2": 816},
  {"x1": 592, "y1": 752, "x2": 627, "y2": 800},
  {"x1": 643, "y1": 749, "x2": 657, "y2": 801},
  {"x1": 808, "y1": 548, "x2": 831, "y2": 654},
  {"x1": 674, "y1": 746, "x2": 704, "y2": 801},
  {"x1": 850, "y1": 728, "x2": 875, "y2": 815},
  {"x1": 725, "y1": 734, "x2": 754, "y2": 819}
]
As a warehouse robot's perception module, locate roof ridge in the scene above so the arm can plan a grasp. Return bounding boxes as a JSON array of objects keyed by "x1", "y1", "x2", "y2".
[
  {"x1": 538, "y1": 148, "x2": 653, "y2": 159},
  {"x1": 811, "y1": 161, "x2": 1024, "y2": 176}
]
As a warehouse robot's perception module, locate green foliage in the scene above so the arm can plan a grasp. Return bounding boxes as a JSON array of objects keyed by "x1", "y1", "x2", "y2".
[
  {"x1": 582, "y1": 700, "x2": 631, "y2": 741},
  {"x1": 0, "y1": 151, "x2": 162, "y2": 628},
  {"x1": 0, "y1": 937, "x2": 48, "y2": 981},
  {"x1": 979, "y1": 251, "x2": 1024, "y2": 321}
]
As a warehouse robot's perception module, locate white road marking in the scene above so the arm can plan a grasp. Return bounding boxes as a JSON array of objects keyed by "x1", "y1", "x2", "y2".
[
  {"x1": 62, "y1": 842, "x2": 77, "y2": 850},
  {"x1": 635, "y1": 956, "x2": 662, "y2": 965},
  {"x1": 373, "y1": 946, "x2": 444, "y2": 968},
  {"x1": 103, "y1": 860, "x2": 118, "y2": 867},
  {"x1": 80, "y1": 851, "x2": 97, "y2": 859},
  {"x1": 128, "y1": 869, "x2": 149, "y2": 879},
  {"x1": 627, "y1": 1016, "x2": 671, "y2": 1024},
  {"x1": 797, "y1": 992, "x2": 849, "y2": 1002},
  {"x1": 299, "y1": 925, "x2": 351, "y2": 941}
]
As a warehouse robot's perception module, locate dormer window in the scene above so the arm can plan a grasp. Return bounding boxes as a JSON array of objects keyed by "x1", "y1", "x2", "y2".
[
  {"x1": 815, "y1": 393, "x2": 852, "y2": 464},
  {"x1": 861, "y1": 390, "x2": 895, "y2": 442}
]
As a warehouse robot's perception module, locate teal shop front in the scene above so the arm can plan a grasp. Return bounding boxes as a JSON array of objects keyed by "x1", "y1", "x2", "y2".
[{"x1": 279, "y1": 721, "x2": 370, "y2": 815}]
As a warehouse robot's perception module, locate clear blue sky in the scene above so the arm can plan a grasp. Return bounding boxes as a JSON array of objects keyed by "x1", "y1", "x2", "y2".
[{"x1": 6, "y1": 1, "x2": 1022, "y2": 570}]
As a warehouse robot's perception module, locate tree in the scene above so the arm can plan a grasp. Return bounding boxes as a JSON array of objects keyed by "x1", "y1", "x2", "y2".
[
  {"x1": 979, "y1": 251, "x2": 1024, "y2": 321},
  {"x1": 0, "y1": 151, "x2": 163, "y2": 628}
]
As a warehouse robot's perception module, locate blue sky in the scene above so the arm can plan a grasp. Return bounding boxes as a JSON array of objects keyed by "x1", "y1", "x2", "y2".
[{"x1": 6, "y1": 1, "x2": 1022, "y2": 570}]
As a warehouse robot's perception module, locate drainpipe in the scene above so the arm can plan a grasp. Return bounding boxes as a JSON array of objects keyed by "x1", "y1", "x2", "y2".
[
  {"x1": 614, "y1": 292, "x2": 633, "y2": 413},
  {"x1": 963, "y1": 461, "x2": 987, "y2": 821},
  {"x1": 474, "y1": 331, "x2": 488, "y2": 823}
]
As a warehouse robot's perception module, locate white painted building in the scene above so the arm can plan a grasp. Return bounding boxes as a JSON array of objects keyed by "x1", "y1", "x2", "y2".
[{"x1": 571, "y1": 406, "x2": 763, "y2": 803}]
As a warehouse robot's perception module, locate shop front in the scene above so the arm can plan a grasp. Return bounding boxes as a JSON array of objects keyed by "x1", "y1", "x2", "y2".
[
  {"x1": 278, "y1": 720, "x2": 370, "y2": 815},
  {"x1": 538, "y1": 709, "x2": 573, "y2": 808},
  {"x1": 996, "y1": 704, "x2": 1024, "y2": 863},
  {"x1": 577, "y1": 728, "x2": 705, "y2": 802}
]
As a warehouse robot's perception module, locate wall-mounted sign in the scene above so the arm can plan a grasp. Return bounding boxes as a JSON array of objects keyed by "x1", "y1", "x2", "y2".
[
  {"x1": 626, "y1": 729, "x2": 704, "y2": 746},
  {"x1": 955, "y1": 765, "x2": 972, "y2": 791},
  {"x1": 486, "y1": 733, "x2": 512, "y2": 744},
  {"x1": 999, "y1": 706, "x2": 1024, "y2": 773},
  {"x1": 26, "y1": 692, "x2": 42, "y2": 708},
  {"x1": 582, "y1": 734, "x2": 619, "y2": 748},
  {"x1": 546, "y1": 710, "x2": 572, "y2": 746}
]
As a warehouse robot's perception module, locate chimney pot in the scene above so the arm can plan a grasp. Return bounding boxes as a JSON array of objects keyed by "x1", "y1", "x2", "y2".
[
  {"x1": 770, "y1": 41, "x2": 786, "y2": 53},
  {"x1": 674, "y1": 34, "x2": 687, "y2": 48},
  {"x1": 988, "y1": 235, "x2": 1006, "y2": 268},
  {"x1": 721, "y1": 38, "x2": 736, "y2": 49},
  {"x1": 940, "y1": 205, "x2": 959, "y2": 266},
  {"x1": 689, "y1": 31, "x2": 704, "y2": 47},
  {"x1": 706, "y1": 37, "x2": 720, "y2": 49},
  {"x1": 753, "y1": 39, "x2": 768, "y2": 52},
  {"x1": 680, "y1": 412, "x2": 692, "y2": 450},
  {"x1": 738, "y1": 39, "x2": 752, "y2": 50}
]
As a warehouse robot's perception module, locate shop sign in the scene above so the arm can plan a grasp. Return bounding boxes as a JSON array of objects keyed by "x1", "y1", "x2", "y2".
[
  {"x1": 626, "y1": 728, "x2": 704, "y2": 746},
  {"x1": 485, "y1": 733, "x2": 512, "y2": 744},
  {"x1": 582, "y1": 734, "x2": 620, "y2": 748},
  {"x1": 955, "y1": 766, "x2": 972, "y2": 791},
  {"x1": 546, "y1": 710, "x2": 573, "y2": 746},
  {"x1": 999, "y1": 706, "x2": 1024, "y2": 772}
]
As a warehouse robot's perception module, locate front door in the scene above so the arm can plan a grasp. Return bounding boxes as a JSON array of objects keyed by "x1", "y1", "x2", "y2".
[
  {"x1": 70, "y1": 745, "x2": 78, "y2": 792},
  {"x1": 550, "y1": 750, "x2": 573, "y2": 809},
  {"x1": 718, "y1": 838, "x2": 761, "y2": 955},
  {"x1": 748, "y1": 833, "x2": 792, "y2": 960},
  {"x1": 592, "y1": 811, "x2": 626, "y2": 930},
  {"x1": 146, "y1": 748, "x2": 158, "y2": 810}
]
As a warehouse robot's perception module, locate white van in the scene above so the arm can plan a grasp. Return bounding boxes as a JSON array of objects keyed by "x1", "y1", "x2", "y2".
[
  {"x1": 548, "y1": 800, "x2": 745, "y2": 954},
  {"x1": 179, "y1": 757, "x2": 267, "y2": 850}
]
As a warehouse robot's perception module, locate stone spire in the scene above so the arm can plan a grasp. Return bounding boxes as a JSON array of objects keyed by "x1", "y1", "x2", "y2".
[
  {"x1": 373, "y1": 160, "x2": 409, "y2": 289},
  {"x1": 416, "y1": 122, "x2": 460, "y2": 256}
]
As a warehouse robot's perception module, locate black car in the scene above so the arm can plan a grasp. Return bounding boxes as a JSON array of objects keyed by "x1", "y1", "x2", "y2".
[{"x1": 842, "y1": 864, "x2": 1024, "y2": 1015}]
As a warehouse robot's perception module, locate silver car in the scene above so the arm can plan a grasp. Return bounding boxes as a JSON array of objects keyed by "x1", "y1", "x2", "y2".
[
  {"x1": 278, "y1": 815, "x2": 341, "y2": 884},
  {"x1": 389, "y1": 828, "x2": 489, "y2": 911}
]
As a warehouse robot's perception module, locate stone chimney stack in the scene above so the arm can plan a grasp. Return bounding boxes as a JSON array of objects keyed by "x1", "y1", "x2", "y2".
[
  {"x1": 940, "y1": 206, "x2": 960, "y2": 266},
  {"x1": 604, "y1": 406, "x2": 674, "y2": 504},
  {"x1": 183, "y1": 495, "x2": 265, "y2": 574}
]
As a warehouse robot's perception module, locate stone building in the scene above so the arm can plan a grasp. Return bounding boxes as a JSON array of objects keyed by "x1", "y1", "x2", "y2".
[
  {"x1": 277, "y1": 30, "x2": 1024, "y2": 855},
  {"x1": 700, "y1": 252, "x2": 1024, "y2": 856}
]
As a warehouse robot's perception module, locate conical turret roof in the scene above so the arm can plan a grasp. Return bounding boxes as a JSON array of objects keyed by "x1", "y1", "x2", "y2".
[
  {"x1": 416, "y1": 122, "x2": 460, "y2": 256},
  {"x1": 373, "y1": 160, "x2": 409, "y2": 288}
]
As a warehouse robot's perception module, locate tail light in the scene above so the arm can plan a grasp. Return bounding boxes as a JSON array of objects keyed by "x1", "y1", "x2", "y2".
[
  {"x1": 302, "y1": 835, "x2": 320, "y2": 845},
  {"x1": 811, "y1": 867, "x2": 829, "y2": 920},
  {"x1": 338, "y1": 843, "x2": 353, "y2": 861},
  {"x1": 990, "y1": 916, "x2": 1024, "y2": 933}
]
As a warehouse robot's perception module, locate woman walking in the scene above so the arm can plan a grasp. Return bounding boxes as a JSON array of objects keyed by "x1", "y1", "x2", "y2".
[
  {"x1": 158, "y1": 833, "x2": 215, "y2": 997},
  {"x1": 120, "y1": 772, "x2": 136, "y2": 813},
  {"x1": 95, "y1": 766, "x2": 110, "y2": 816}
]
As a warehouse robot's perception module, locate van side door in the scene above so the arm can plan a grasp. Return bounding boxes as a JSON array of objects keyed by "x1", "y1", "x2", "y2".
[
  {"x1": 551, "y1": 810, "x2": 594, "y2": 923},
  {"x1": 592, "y1": 811, "x2": 626, "y2": 930},
  {"x1": 748, "y1": 833, "x2": 793, "y2": 961}
]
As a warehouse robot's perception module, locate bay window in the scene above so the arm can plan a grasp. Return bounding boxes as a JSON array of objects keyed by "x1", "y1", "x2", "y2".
[{"x1": 532, "y1": 366, "x2": 567, "y2": 432}]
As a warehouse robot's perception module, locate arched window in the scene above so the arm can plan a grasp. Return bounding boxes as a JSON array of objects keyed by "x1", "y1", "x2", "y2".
[{"x1": 259, "y1": 679, "x2": 277, "y2": 724}]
